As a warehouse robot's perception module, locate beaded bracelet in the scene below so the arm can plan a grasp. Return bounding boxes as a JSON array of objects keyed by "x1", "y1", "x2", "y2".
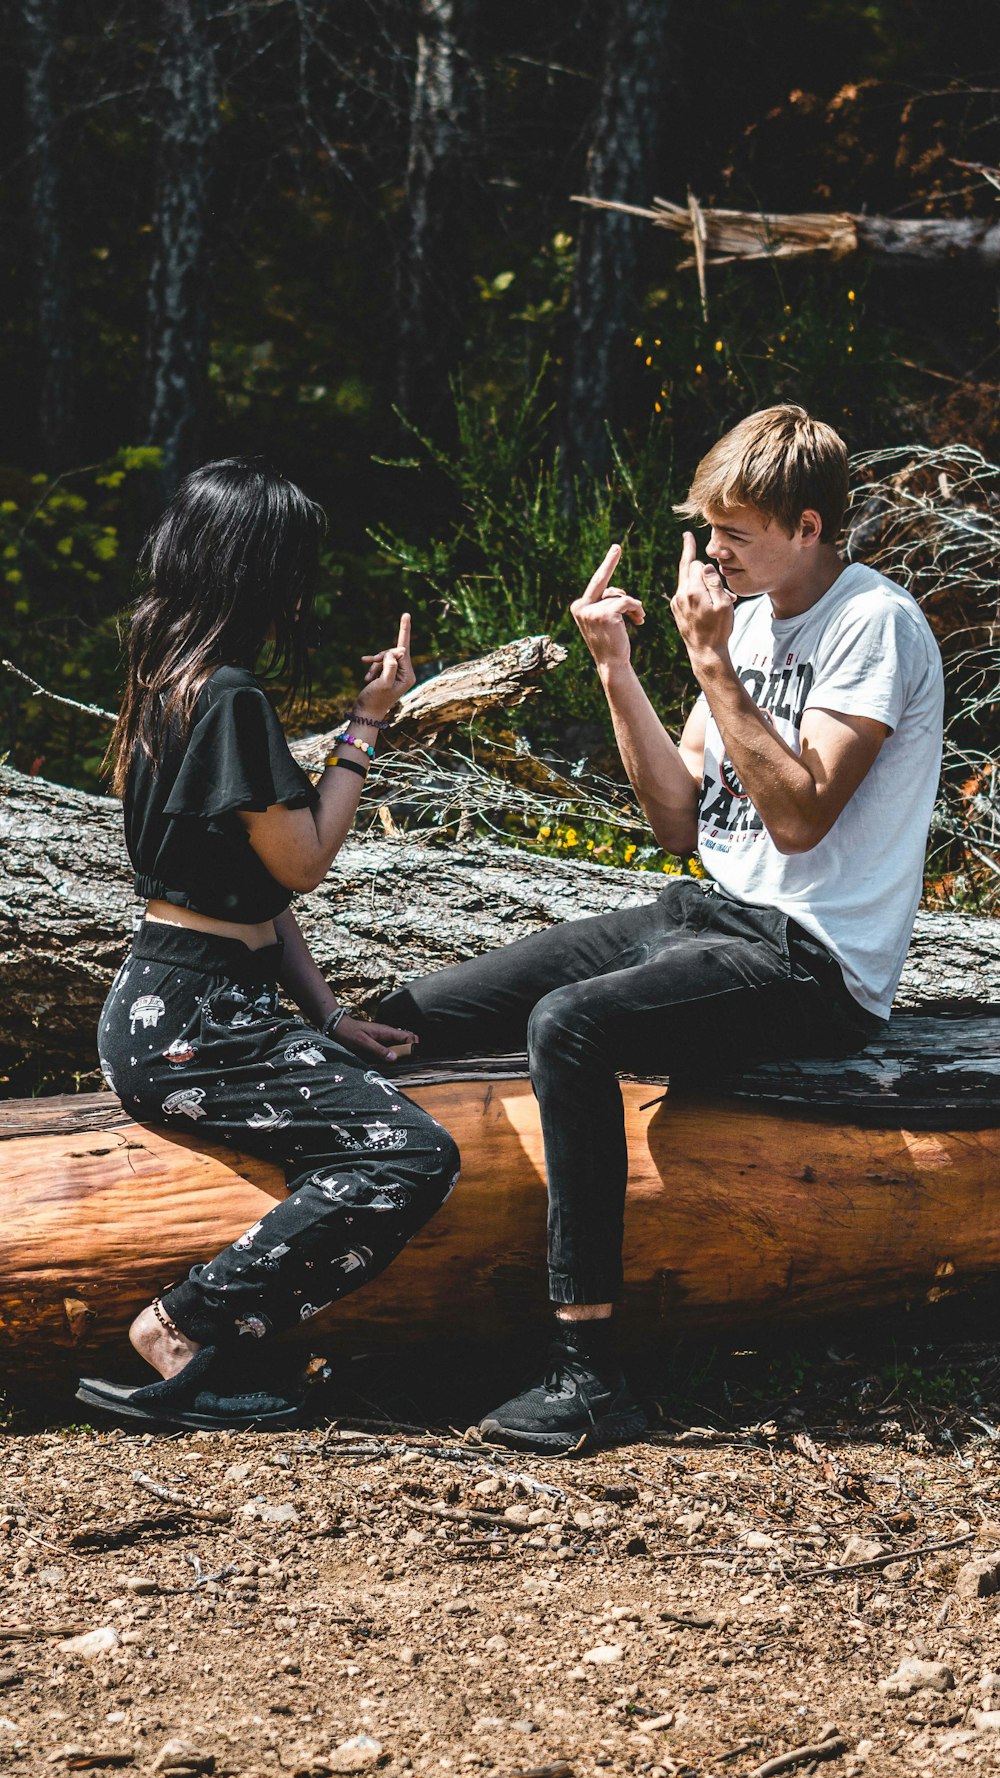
[{"x1": 334, "y1": 731, "x2": 377, "y2": 762}]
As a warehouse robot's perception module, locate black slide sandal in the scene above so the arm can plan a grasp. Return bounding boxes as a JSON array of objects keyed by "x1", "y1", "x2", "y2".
[{"x1": 76, "y1": 1346, "x2": 310, "y2": 1431}]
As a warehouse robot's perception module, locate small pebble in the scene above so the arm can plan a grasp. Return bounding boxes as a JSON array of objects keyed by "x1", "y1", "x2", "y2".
[
  {"x1": 57, "y1": 1627, "x2": 120, "y2": 1660},
  {"x1": 879, "y1": 1656, "x2": 955, "y2": 1697}
]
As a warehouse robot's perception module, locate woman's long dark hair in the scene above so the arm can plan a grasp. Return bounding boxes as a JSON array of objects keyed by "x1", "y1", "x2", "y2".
[{"x1": 107, "y1": 458, "x2": 326, "y2": 796}]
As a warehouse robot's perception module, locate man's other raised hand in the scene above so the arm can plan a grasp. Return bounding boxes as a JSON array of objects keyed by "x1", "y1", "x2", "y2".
[
  {"x1": 571, "y1": 543, "x2": 645, "y2": 673},
  {"x1": 670, "y1": 532, "x2": 737, "y2": 665}
]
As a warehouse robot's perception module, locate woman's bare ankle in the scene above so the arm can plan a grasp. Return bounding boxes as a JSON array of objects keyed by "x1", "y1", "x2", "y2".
[{"x1": 129, "y1": 1303, "x2": 200, "y2": 1380}]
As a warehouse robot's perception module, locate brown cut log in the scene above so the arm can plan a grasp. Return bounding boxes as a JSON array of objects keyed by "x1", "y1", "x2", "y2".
[
  {"x1": 3, "y1": 757, "x2": 1000, "y2": 1066},
  {"x1": 571, "y1": 194, "x2": 1000, "y2": 275},
  {"x1": 2, "y1": 1022, "x2": 1000, "y2": 1384}
]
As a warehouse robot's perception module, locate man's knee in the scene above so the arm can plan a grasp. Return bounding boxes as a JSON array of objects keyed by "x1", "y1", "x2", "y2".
[{"x1": 527, "y1": 985, "x2": 593, "y2": 1060}]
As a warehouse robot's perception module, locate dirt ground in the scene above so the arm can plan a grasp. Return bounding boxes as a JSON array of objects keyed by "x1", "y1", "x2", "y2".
[{"x1": 5, "y1": 1331, "x2": 1000, "y2": 1778}]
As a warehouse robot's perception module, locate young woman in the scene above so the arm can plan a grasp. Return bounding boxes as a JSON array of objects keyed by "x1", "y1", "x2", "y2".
[{"x1": 77, "y1": 458, "x2": 460, "y2": 1430}]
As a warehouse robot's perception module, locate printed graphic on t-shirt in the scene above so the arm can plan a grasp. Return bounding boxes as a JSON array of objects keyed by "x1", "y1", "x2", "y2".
[{"x1": 699, "y1": 647, "x2": 814, "y2": 855}]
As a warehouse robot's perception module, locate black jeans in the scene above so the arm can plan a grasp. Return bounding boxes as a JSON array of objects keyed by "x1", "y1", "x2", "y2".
[
  {"x1": 98, "y1": 922, "x2": 460, "y2": 1346},
  {"x1": 379, "y1": 877, "x2": 883, "y2": 1306}
]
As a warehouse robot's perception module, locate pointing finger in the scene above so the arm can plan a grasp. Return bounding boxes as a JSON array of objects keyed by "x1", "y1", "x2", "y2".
[
  {"x1": 396, "y1": 611, "x2": 412, "y2": 653},
  {"x1": 580, "y1": 543, "x2": 623, "y2": 605}
]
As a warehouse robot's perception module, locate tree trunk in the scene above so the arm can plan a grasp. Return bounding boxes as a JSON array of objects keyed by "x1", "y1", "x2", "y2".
[
  {"x1": 2, "y1": 758, "x2": 1000, "y2": 1066},
  {"x1": 143, "y1": 0, "x2": 219, "y2": 496},
  {"x1": 560, "y1": 0, "x2": 672, "y2": 486},
  {"x1": 4, "y1": 1035, "x2": 1000, "y2": 1382},
  {"x1": 395, "y1": 0, "x2": 480, "y2": 428},
  {"x1": 22, "y1": 0, "x2": 77, "y2": 467}
]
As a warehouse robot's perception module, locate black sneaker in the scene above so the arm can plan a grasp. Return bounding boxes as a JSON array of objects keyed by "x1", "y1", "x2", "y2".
[{"x1": 478, "y1": 1326, "x2": 647, "y2": 1454}]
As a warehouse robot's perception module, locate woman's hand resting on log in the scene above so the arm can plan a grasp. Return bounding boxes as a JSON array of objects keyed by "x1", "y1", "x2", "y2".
[{"x1": 334, "y1": 1015, "x2": 418, "y2": 1065}]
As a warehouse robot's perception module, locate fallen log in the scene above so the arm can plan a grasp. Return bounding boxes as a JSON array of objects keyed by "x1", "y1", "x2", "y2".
[
  {"x1": 2, "y1": 1020, "x2": 999, "y2": 1384},
  {"x1": 571, "y1": 193, "x2": 1000, "y2": 276},
  {"x1": 2, "y1": 756, "x2": 1000, "y2": 1065}
]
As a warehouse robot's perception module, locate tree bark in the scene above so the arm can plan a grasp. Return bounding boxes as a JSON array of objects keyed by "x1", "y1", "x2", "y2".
[
  {"x1": 560, "y1": 0, "x2": 672, "y2": 486},
  {"x1": 22, "y1": 0, "x2": 78, "y2": 467},
  {"x1": 143, "y1": 0, "x2": 220, "y2": 496},
  {"x1": 2, "y1": 758, "x2": 999, "y2": 1066},
  {"x1": 854, "y1": 215, "x2": 1000, "y2": 272},
  {"x1": 395, "y1": 0, "x2": 481, "y2": 428}
]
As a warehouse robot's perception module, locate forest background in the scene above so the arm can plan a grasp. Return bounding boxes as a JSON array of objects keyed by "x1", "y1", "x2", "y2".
[{"x1": 2, "y1": 0, "x2": 999, "y2": 900}]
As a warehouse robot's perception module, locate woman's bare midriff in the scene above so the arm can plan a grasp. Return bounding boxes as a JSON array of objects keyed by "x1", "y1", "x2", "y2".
[{"x1": 143, "y1": 899, "x2": 278, "y2": 951}]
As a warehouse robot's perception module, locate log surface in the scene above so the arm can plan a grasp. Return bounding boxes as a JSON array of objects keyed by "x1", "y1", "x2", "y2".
[
  {"x1": 2, "y1": 1055, "x2": 999, "y2": 1382},
  {"x1": 3, "y1": 760, "x2": 1000, "y2": 1064}
]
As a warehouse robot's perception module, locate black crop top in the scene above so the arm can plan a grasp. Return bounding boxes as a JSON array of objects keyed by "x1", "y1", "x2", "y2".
[{"x1": 124, "y1": 665, "x2": 319, "y2": 923}]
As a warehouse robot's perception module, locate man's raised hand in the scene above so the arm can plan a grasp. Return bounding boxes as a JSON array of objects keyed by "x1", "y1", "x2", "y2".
[
  {"x1": 571, "y1": 543, "x2": 645, "y2": 673},
  {"x1": 670, "y1": 532, "x2": 736, "y2": 664}
]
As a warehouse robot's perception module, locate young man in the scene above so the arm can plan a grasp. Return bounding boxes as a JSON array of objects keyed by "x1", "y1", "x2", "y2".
[{"x1": 379, "y1": 404, "x2": 945, "y2": 1453}]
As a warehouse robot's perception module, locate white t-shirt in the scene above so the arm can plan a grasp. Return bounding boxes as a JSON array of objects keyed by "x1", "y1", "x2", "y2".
[{"x1": 695, "y1": 562, "x2": 944, "y2": 1018}]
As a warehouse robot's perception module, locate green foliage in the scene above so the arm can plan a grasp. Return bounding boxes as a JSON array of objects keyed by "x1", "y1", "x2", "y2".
[
  {"x1": 371, "y1": 372, "x2": 694, "y2": 743},
  {"x1": 514, "y1": 813, "x2": 705, "y2": 880},
  {"x1": 630, "y1": 263, "x2": 906, "y2": 454},
  {"x1": 0, "y1": 447, "x2": 164, "y2": 788}
]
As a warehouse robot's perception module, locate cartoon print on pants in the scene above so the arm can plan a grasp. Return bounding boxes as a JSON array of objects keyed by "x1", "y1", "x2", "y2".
[
  {"x1": 246, "y1": 1102, "x2": 293, "y2": 1130},
  {"x1": 364, "y1": 1070, "x2": 397, "y2": 1099},
  {"x1": 130, "y1": 994, "x2": 165, "y2": 1033},
  {"x1": 162, "y1": 1086, "x2": 208, "y2": 1120},
  {"x1": 309, "y1": 1168, "x2": 410, "y2": 1214},
  {"x1": 283, "y1": 1041, "x2": 327, "y2": 1067},
  {"x1": 251, "y1": 1241, "x2": 291, "y2": 1271},
  {"x1": 362, "y1": 1120, "x2": 408, "y2": 1151},
  {"x1": 100, "y1": 940, "x2": 459, "y2": 1350}
]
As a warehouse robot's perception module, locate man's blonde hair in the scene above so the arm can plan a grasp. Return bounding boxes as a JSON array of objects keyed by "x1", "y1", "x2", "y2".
[{"x1": 675, "y1": 403, "x2": 849, "y2": 543}]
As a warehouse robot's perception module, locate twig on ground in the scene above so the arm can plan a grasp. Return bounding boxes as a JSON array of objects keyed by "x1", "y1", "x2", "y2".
[
  {"x1": 622, "y1": 1466, "x2": 677, "y2": 1497},
  {"x1": 501, "y1": 1764, "x2": 573, "y2": 1778},
  {"x1": 402, "y1": 1496, "x2": 541, "y2": 1534},
  {"x1": 131, "y1": 1471, "x2": 230, "y2": 1522},
  {"x1": 793, "y1": 1531, "x2": 974, "y2": 1580},
  {"x1": 746, "y1": 1732, "x2": 846, "y2": 1777},
  {"x1": 0, "y1": 1624, "x2": 89, "y2": 1640},
  {"x1": 70, "y1": 1512, "x2": 193, "y2": 1551},
  {"x1": 324, "y1": 1417, "x2": 437, "y2": 1438}
]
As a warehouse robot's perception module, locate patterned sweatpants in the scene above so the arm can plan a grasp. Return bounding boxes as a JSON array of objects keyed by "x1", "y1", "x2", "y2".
[{"x1": 97, "y1": 922, "x2": 461, "y2": 1346}]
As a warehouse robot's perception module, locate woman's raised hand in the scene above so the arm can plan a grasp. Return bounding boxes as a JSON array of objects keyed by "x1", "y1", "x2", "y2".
[{"x1": 356, "y1": 612, "x2": 416, "y2": 720}]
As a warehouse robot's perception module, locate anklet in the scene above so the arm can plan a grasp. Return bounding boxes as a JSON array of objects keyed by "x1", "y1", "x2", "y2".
[{"x1": 151, "y1": 1297, "x2": 183, "y2": 1340}]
